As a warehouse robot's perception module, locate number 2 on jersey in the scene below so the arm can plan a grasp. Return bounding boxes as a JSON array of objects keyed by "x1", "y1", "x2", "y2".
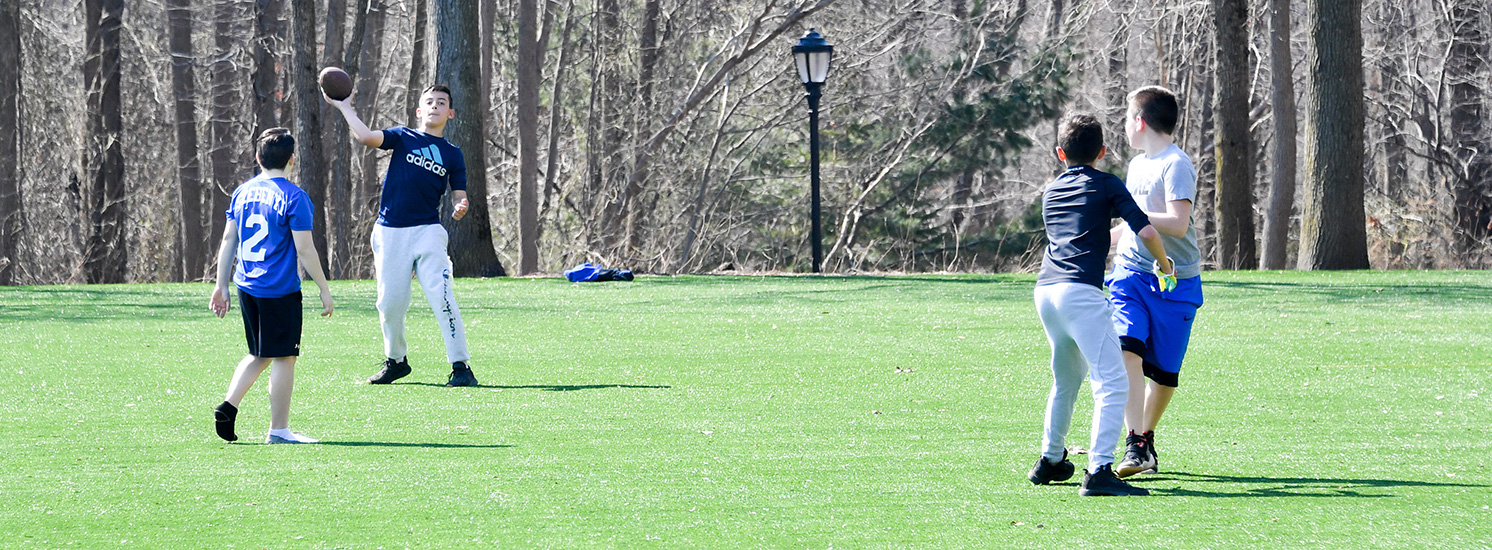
[{"x1": 241, "y1": 214, "x2": 269, "y2": 262}]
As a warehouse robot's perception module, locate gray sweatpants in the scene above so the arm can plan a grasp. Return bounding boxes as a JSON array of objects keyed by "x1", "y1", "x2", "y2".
[
  {"x1": 372, "y1": 224, "x2": 470, "y2": 364},
  {"x1": 1034, "y1": 282, "x2": 1129, "y2": 472}
]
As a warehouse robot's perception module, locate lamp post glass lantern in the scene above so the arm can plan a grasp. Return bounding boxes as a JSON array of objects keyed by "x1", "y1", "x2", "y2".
[{"x1": 793, "y1": 29, "x2": 832, "y2": 273}]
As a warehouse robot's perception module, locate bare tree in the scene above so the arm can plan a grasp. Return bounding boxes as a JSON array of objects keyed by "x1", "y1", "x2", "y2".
[
  {"x1": 517, "y1": 0, "x2": 540, "y2": 274},
  {"x1": 252, "y1": 0, "x2": 285, "y2": 138},
  {"x1": 434, "y1": 0, "x2": 505, "y2": 276},
  {"x1": 1260, "y1": 0, "x2": 1297, "y2": 269},
  {"x1": 167, "y1": 0, "x2": 204, "y2": 282},
  {"x1": 1299, "y1": 0, "x2": 1368, "y2": 269},
  {"x1": 406, "y1": 0, "x2": 429, "y2": 123},
  {"x1": 291, "y1": 0, "x2": 331, "y2": 274},
  {"x1": 1448, "y1": 0, "x2": 1490, "y2": 250},
  {"x1": 0, "y1": 0, "x2": 22, "y2": 285},
  {"x1": 207, "y1": 0, "x2": 245, "y2": 279},
  {"x1": 1212, "y1": 0, "x2": 1256, "y2": 269},
  {"x1": 83, "y1": 0, "x2": 127, "y2": 284}
]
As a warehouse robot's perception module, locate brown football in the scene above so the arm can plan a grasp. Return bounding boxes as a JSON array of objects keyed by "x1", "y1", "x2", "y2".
[{"x1": 319, "y1": 67, "x2": 353, "y2": 100}]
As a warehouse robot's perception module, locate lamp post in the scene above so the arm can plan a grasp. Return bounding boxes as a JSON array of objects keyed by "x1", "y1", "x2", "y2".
[{"x1": 793, "y1": 29, "x2": 833, "y2": 273}]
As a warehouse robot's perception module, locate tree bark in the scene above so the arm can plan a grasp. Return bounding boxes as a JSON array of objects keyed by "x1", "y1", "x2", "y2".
[
  {"x1": 168, "y1": 0, "x2": 204, "y2": 283},
  {"x1": 322, "y1": 0, "x2": 352, "y2": 278},
  {"x1": 1212, "y1": 0, "x2": 1256, "y2": 269},
  {"x1": 406, "y1": 0, "x2": 429, "y2": 125},
  {"x1": 0, "y1": 0, "x2": 22, "y2": 285},
  {"x1": 1299, "y1": 0, "x2": 1368, "y2": 270},
  {"x1": 1260, "y1": 0, "x2": 1297, "y2": 269},
  {"x1": 208, "y1": 0, "x2": 244, "y2": 280},
  {"x1": 434, "y1": 0, "x2": 505, "y2": 277},
  {"x1": 354, "y1": 0, "x2": 389, "y2": 279},
  {"x1": 291, "y1": 0, "x2": 331, "y2": 275},
  {"x1": 252, "y1": 0, "x2": 285, "y2": 137},
  {"x1": 83, "y1": 0, "x2": 127, "y2": 284},
  {"x1": 517, "y1": 0, "x2": 540, "y2": 274}
]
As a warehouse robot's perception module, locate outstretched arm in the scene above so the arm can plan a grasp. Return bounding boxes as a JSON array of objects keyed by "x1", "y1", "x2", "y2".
[
  {"x1": 323, "y1": 92, "x2": 384, "y2": 148},
  {"x1": 209, "y1": 223, "x2": 240, "y2": 318},
  {"x1": 291, "y1": 230, "x2": 334, "y2": 317}
]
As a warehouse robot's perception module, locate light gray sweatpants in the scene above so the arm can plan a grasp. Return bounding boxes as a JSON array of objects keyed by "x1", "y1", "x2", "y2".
[
  {"x1": 371, "y1": 224, "x2": 470, "y2": 364},
  {"x1": 1033, "y1": 282, "x2": 1129, "y2": 472}
]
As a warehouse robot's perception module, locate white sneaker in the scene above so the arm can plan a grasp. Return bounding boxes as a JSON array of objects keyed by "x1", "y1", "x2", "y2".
[{"x1": 265, "y1": 431, "x2": 320, "y2": 444}]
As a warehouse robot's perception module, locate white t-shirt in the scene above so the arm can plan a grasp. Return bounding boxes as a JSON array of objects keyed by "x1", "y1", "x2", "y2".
[{"x1": 1115, "y1": 144, "x2": 1201, "y2": 279}]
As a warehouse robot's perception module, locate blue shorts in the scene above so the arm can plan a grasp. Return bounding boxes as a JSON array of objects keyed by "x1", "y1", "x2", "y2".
[{"x1": 1106, "y1": 266, "x2": 1203, "y2": 387}]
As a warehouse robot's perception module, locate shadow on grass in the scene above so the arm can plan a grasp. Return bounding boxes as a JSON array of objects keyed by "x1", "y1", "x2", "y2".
[
  {"x1": 313, "y1": 441, "x2": 512, "y2": 449},
  {"x1": 1143, "y1": 472, "x2": 1486, "y2": 498},
  {"x1": 399, "y1": 382, "x2": 671, "y2": 391}
]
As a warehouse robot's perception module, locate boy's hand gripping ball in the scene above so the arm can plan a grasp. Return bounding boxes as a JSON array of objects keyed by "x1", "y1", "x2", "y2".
[{"x1": 319, "y1": 67, "x2": 354, "y2": 101}]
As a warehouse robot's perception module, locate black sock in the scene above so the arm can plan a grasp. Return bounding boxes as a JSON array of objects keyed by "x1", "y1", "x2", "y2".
[{"x1": 213, "y1": 401, "x2": 238, "y2": 442}]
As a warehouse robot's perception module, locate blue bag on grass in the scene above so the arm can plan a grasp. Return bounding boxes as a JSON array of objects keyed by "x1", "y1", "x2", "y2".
[{"x1": 565, "y1": 263, "x2": 633, "y2": 282}]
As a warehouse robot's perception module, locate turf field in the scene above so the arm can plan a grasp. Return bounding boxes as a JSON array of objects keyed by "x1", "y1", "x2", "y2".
[{"x1": 1, "y1": 271, "x2": 1488, "y2": 548}]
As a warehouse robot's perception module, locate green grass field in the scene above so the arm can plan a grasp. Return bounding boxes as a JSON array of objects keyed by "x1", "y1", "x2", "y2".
[{"x1": 1, "y1": 271, "x2": 1488, "y2": 549}]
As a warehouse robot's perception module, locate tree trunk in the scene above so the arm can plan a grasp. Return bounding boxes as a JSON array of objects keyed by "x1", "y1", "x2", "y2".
[
  {"x1": 252, "y1": 0, "x2": 285, "y2": 137},
  {"x1": 537, "y1": 0, "x2": 577, "y2": 246},
  {"x1": 434, "y1": 0, "x2": 505, "y2": 277},
  {"x1": 620, "y1": 0, "x2": 661, "y2": 253},
  {"x1": 517, "y1": 0, "x2": 540, "y2": 274},
  {"x1": 1260, "y1": 0, "x2": 1297, "y2": 269},
  {"x1": 168, "y1": 0, "x2": 204, "y2": 283},
  {"x1": 83, "y1": 0, "x2": 127, "y2": 284},
  {"x1": 354, "y1": 0, "x2": 389, "y2": 279},
  {"x1": 291, "y1": 0, "x2": 330, "y2": 275},
  {"x1": 208, "y1": 0, "x2": 244, "y2": 280},
  {"x1": 322, "y1": 0, "x2": 352, "y2": 278},
  {"x1": 0, "y1": 0, "x2": 22, "y2": 285},
  {"x1": 406, "y1": 0, "x2": 429, "y2": 124},
  {"x1": 1299, "y1": 0, "x2": 1368, "y2": 270},
  {"x1": 1448, "y1": 0, "x2": 1491, "y2": 251},
  {"x1": 1212, "y1": 0, "x2": 1256, "y2": 269}
]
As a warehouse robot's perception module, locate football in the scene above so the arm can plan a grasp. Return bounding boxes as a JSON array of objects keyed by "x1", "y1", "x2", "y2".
[{"x1": 318, "y1": 67, "x2": 353, "y2": 101}]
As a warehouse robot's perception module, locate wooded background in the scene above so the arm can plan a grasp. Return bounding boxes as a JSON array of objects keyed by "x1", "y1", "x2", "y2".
[{"x1": 0, "y1": 0, "x2": 1488, "y2": 285}]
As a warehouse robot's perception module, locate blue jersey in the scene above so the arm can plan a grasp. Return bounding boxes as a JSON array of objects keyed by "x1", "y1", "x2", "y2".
[
  {"x1": 377, "y1": 126, "x2": 467, "y2": 228},
  {"x1": 227, "y1": 174, "x2": 315, "y2": 298},
  {"x1": 1038, "y1": 165, "x2": 1152, "y2": 289}
]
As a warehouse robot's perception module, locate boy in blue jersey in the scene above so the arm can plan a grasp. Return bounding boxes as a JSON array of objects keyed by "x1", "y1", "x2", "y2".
[
  {"x1": 208, "y1": 128, "x2": 334, "y2": 444},
  {"x1": 1107, "y1": 86, "x2": 1204, "y2": 478},
  {"x1": 1028, "y1": 114, "x2": 1175, "y2": 496},
  {"x1": 325, "y1": 85, "x2": 478, "y2": 387}
]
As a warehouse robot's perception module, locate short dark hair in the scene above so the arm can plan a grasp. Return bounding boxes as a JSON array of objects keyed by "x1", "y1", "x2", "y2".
[
  {"x1": 1128, "y1": 85, "x2": 1180, "y2": 136},
  {"x1": 256, "y1": 127, "x2": 294, "y2": 170},
  {"x1": 422, "y1": 84, "x2": 453, "y2": 105},
  {"x1": 1057, "y1": 113, "x2": 1104, "y2": 165}
]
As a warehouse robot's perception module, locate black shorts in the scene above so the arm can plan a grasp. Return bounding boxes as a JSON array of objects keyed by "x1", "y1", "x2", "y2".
[{"x1": 239, "y1": 290, "x2": 302, "y2": 358}]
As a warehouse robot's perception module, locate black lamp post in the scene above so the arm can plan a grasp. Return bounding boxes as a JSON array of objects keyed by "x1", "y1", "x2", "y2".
[{"x1": 793, "y1": 29, "x2": 833, "y2": 273}]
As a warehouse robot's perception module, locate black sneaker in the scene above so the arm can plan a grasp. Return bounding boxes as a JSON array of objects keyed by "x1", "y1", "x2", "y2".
[
  {"x1": 1079, "y1": 464, "x2": 1150, "y2": 496},
  {"x1": 1116, "y1": 432, "x2": 1156, "y2": 478},
  {"x1": 446, "y1": 362, "x2": 478, "y2": 387},
  {"x1": 367, "y1": 357, "x2": 412, "y2": 384},
  {"x1": 1143, "y1": 430, "x2": 1160, "y2": 474},
  {"x1": 1028, "y1": 450, "x2": 1076, "y2": 485},
  {"x1": 213, "y1": 401, "x2": 238, "y2": 442}
]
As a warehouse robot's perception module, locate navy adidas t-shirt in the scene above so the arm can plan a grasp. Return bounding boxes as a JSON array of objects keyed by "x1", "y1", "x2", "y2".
[
  {"x1": 377, "y1": 126, "x2": 467, "y2": 228},
  {"x1": 227, "y1": 174, "x2": 314, "y2": 298},
  {"x1": 1037, "y1": 165, "x2": 1152, "y2": 289}
]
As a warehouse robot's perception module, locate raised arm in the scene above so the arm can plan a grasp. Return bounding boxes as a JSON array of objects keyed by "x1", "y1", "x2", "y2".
[
  {"x1": 291, "y1": 230, "x2": 334, "y2": 317},
  {"x1": 323, "y1": 92, "x2": 384, "y2": 148}
]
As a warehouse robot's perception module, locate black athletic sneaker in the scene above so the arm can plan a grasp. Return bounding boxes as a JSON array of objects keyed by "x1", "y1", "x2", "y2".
[
  {"x1": 1143, "y1": 430, "x2": 1160, "y2": 474},
  {"x1": 446, "y1": 362, "x2": 478, "y2": 387},
  {"x1": 1116, "y1": 432, "x2": 1156, "y2": 478},
  {"x1": 368, "y1": 357, "x2": 412, "y2": 384},
  {"x1": 1079, "y1": 464, "x2": 1150, "y2": 496},
  {"x1": 213, "y1": 401, "x2": 238, "y2": 442},
  {"x1": 1028, "y1": 450, "x2": 1076, "y2": 485}
]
